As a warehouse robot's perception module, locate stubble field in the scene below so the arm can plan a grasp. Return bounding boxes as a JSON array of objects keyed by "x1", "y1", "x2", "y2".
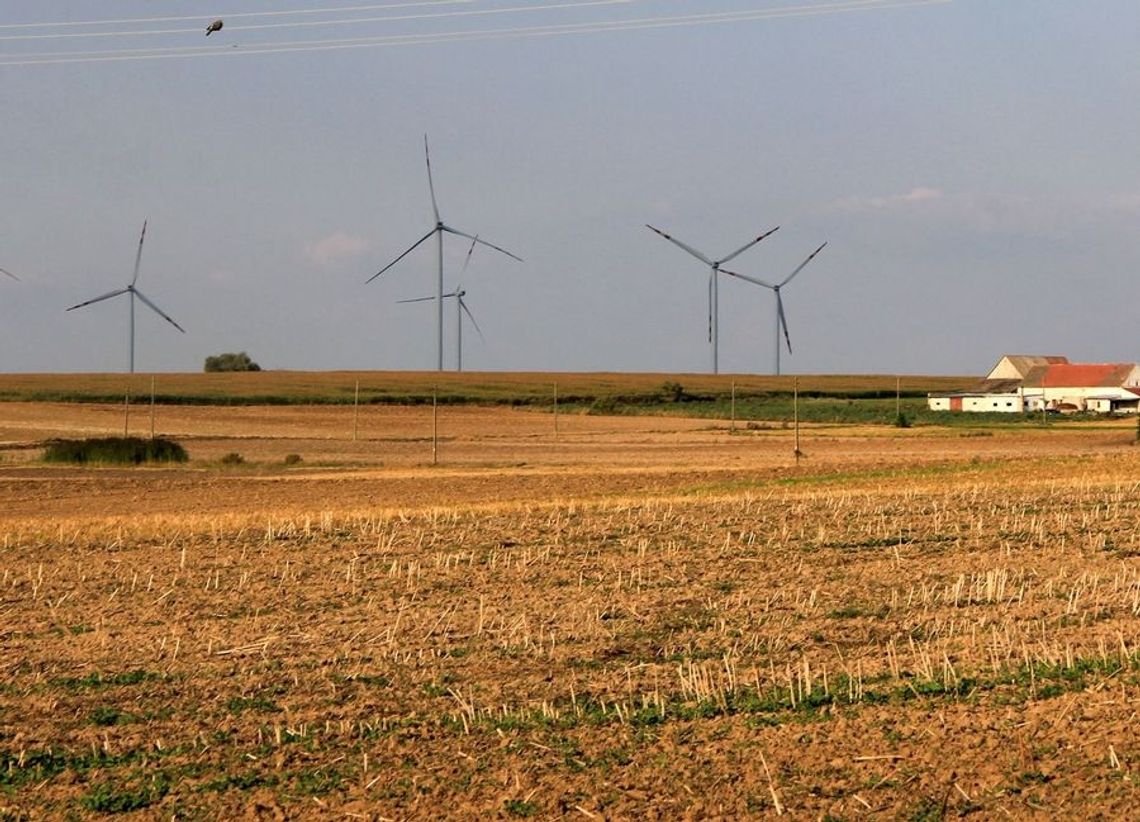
[{"x1": 2, "y1": 398, "x2": 1140, "y2": 819}]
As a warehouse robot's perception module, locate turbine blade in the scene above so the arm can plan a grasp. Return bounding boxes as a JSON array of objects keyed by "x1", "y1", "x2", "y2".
[
  {"x1": 0, "y1": 267, "x2": 19, "y2": 281},
  {"x1": 720, "y1": 268, "x2": 775, "y2": 289},
  {"x1": 366, "y1": 228, "x2": 437, "y2": 283},
  {"x1": 424, "y1": 134, "x2": 440, "y2": 224},
  {"x1": 461, "y1": 234, "x2": 478, "y2": 275},
  {"x1": 133, "y1": 287, "x2": 186, "y2": 333},
  {"x1": 645, "y1": 224, "x2": 712, "y2": 266},
  {"x1": 459, "y1": 297, "x2": 484, "y2": 341},
  {"x1": 66, "y1": 287, "x2": 130, "y2": 311},
  {"x1": 777, "y1": 293, "x2": 792, "y2": 353},
  {"x1": 131, "y1": 219, "x2": 147, "y2": 286},
  {"x1": 443, "y1": 226, "x2": 522, "y2": 263},
  {"x1": 397, "y1": 292, "x2": 458, "y2": 304},
  {"x1": 718, "y1": 225, "x2": 780, "y2": 265},
  {"x1": 780, "y1": 241, "x2": 828, "y2": 288}
]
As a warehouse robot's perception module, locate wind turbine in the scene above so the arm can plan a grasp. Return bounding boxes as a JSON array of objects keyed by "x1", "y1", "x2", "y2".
[
  {"x1": 65, "y1": 220, "x2": 186, "y2": 373},
  {"x1": 722, "y1": 241, "x2": 827, "y2": 376},
  {"x1": 0, "y1": 268, "x2": 19, "y2": 281},
  {"x1": 645, "y1": 223, "x2": 779, "y2": 373},
  {"x1": 367, "y1": 135, "x2": 521, "y2": 371},
  {"x1": 397, "y1": 237, "x2": 484, "y2": 372}
]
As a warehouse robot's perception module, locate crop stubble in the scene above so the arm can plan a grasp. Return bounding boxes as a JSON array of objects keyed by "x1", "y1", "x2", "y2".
[{"x1": 1, "y1": 403, "x2": 1140, "y2": 818}]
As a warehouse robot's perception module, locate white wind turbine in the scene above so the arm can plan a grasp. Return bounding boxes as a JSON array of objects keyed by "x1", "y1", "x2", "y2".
[
  {"x1": 397, "y1": 237, "x2": 485, "y2": 372},
  {"x1": 65, "y1": 220, "x2": 186, "y2": 373},
  {"x1": 722, "y1": 242, "x2": 827, "y2": 376},
  {"x1": 646, "y1": 223, "x2": 779, "y2": 373},
  {"x1": 367, "y1": 135, "x2": 521, "y2": 371}
]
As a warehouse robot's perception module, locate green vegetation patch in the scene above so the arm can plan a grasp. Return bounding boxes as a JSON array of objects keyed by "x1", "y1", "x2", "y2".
[
  {"x1": 49, "y1": 669, "x2": 159, "y2": 692},
  {"x1": 83, "y1": 770, "x2": 171, "y2": 813},
  {"x1": 43, "y1": 437, "x2": 187, "y2": 465}
]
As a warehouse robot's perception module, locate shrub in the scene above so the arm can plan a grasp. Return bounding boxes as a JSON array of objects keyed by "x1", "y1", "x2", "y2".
[
  {"x1": 588, "y1": 396, "x2": 619, "y2": 415},
  {"x1": 661, "y1": 381, "x2": 686, "y2": 403},
  {"x1": 220, "y1": 452, "x2": 245, "y2": 466},
  {"x1": 43, "y1": 437, "x2": 188, "y2": 465},
  {"x1": 283, "y1": 453, "x2": 303, "y2": 466},
  {"x1": 894, "y1": 412, "x2": 912, "y2": 429},
  {"x1": 204, "y1": 351, "x2": 261, "y2": 372}
]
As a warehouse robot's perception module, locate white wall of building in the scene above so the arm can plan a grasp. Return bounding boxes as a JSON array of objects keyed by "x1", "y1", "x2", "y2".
[{"x1": 962, "y1": 394, "x2": 1023, "y2": 413}]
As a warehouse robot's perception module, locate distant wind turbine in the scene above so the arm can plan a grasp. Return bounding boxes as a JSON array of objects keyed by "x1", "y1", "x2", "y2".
[
  {"x1": 65, "y1": 220, "x2": 185, "y2": 373},
  {"x1": 722, "y1": 242, "x2": 827, "y2": 376},
  {"x1": 397, "y1": 236, "x2": 484, "y2": 372},
  {"x1": 0, "y1": 268, "x2": 18, "y2": 281},
  {"x1": 367, "y1": 135, "x2": 521, "y2": 371},
  {"x1": 397, "y1": 287, "x2": 483, "y2": 372},
  {"x1": 646, "y1": 224, "x2": 779, "y2": 374}
]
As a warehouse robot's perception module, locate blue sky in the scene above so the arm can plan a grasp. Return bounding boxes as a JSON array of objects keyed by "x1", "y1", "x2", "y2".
[{"x1": 2, "y1": 0, "x2": 1138, "y2": 375}]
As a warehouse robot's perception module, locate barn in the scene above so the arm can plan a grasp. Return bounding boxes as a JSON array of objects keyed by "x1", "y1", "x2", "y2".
[{"x1": 929, "y1": 356, "x2": 1140, "y2": 414}]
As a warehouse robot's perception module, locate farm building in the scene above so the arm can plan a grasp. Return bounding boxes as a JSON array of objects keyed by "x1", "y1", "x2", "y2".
[{"x1": 929, "y1": 356, "x2": 1140, "y2": 414}]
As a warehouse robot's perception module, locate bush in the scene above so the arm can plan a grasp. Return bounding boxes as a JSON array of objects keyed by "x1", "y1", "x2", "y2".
[
  {"x1": 43, "y1": 437, "x2": 188, "y2": 465},
  {"x1": 661, "y1": 381, "x2": 686, "y2": 403},
  {"x1": 894, "y1": 412, "x2": 912, "y2": 429},
  {"x1": 204, "y1": 352, "x2": 261, "y2": 372},
  {"x1": 220, "y1": 452, "x2": 245, "y2": 466},
  {"x1": 283, "y1": 453, "x2": 303, "y2": 466}
]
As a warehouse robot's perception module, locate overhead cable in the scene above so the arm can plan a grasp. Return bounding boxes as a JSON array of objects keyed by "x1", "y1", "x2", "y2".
[{"x1": 0, "y1": 0, "x2": 952, "y2": 67}]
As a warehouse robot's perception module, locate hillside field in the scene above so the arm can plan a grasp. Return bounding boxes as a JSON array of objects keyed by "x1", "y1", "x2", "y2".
[{"x1": 1, "y1": 383, "x2": 1139, "y2": 819}]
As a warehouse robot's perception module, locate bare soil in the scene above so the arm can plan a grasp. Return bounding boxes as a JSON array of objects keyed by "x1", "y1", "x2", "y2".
[{"x1": 1, "y1": 402, "x2": 1139, "y2": 819}]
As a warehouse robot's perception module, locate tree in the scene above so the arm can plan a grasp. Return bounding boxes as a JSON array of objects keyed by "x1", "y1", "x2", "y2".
[{"x1": 204, "y1": 352, "x2": 261, "y2": 372}]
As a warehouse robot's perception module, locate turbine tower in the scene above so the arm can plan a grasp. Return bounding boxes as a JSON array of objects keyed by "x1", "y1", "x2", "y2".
[
  {"x1": 367, "y1": 135, "x2": 521, "y2": 371},
  {"x1": 645, "y1": 223, "x2": 778, "y2": 373},
  {"x1": 723, "y1": 242, "x2": 827, "y2": 376},
  {"x1": 397, "y1": 286, "x2": 483, "y2": 372},
  {"x1": 65, "y1": 220, "x2": 186, "y2": 373}
]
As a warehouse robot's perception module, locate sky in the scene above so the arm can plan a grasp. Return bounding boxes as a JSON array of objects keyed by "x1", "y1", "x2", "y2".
[{"x1": 2, "y1": 0, "x2": 1138, "y2": 376}]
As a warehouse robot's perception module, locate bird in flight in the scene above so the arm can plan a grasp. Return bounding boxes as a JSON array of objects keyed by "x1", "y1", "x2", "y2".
[{"x1": 205, "y1": 19, "x2": 224, "y2": 36}]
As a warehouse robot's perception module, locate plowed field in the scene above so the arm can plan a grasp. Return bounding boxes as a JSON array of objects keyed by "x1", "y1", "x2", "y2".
[{"x1": 2, "y1": 402, "x2": 1139, "y2": 819}]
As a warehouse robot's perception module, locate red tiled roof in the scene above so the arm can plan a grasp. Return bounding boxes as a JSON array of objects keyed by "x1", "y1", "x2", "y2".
[{"x1": 1032, "y1": 363, "x2": 1135, "y2": 388}]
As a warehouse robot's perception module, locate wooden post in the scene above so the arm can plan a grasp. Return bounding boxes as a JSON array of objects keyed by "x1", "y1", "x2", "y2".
[
  {"x1": 895, "y1": 376, "x2": 901, "y2": 420},
  {"x1": 123, "y1": 386, "x2": 130, "y2": 437},
  {"x1": 432, "y1": 386, "x2": 438, "y2": 466},
  {"x1": 353, "y1": 380, "x2": 360, "y2": 442},
  {"x1": 730, "y1": 380, "x2": 736, "y2": 433},
  {"x1": 553, "y1": 382, "x2": 559, "y2": 441},
  {"x1": 794, "y1": 376, "x2": 801, "y2": 465},
  {"x1": 150, "y1": 376, "x2": 156, "y2": 439}
]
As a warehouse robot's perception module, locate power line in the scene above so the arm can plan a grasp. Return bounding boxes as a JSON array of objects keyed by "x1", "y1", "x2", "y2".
[
  {"x1": 0, "y1": 0, "x2": 475, "y2": 30},
  {"x1": 0, "y1": 0, "x2": 635, "y2": 42},
  {"x1": 0, "y1": 0, "x2": 951, "y2": 67}
]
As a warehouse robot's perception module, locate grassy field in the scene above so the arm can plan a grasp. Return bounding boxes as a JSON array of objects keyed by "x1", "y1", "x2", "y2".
[
  {"x1": 0, "y1": 370, "x2": 1116, "y2": 429},
  {"x1": 0, "y1": 370, "x2": 971, "y2": 407},
  {"x1": 0, "y1": 369, "x2": 1036, "y2": 430},
  {"x1": 2, "y1": 400, "x2": 1139, "y2": 818}
]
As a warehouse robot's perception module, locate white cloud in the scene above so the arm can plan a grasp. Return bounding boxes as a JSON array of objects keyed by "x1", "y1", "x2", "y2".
[
  {"x1": 830, "y1": 186, "x2": 943, "y2": 213},
  {"x1": 304, "y1": 231, "x2": 372, "y2": 266}
]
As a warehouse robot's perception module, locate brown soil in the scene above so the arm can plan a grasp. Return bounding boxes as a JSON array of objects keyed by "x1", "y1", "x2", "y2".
[{"x1": 1, "y1": 402, "x2": 1139, "y2": 819}]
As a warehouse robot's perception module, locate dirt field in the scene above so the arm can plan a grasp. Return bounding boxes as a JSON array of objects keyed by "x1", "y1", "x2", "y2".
[{"x1": 2, "y1": 402, "x2": 1139, "y2": 819}]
